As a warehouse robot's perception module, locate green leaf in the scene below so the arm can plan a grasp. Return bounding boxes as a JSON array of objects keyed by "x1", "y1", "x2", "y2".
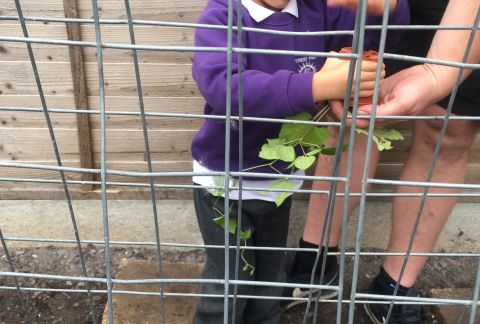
[
  {"x1": 276, "y1": 146, "x2": 296, "y2": 162},
  {"x1": 355, "y1": 128, "x2": 404, "y2": 151},
  {"x1": 213, "y1": 215, "x2": 237, "y2": 235},
  {"x1": 228, "y1": 219, "x2": 237, "y2": 235},
  {"x1": 278, "y1": 113, "x2": 313, "y2": 143},
  {"x1": 294, "y1": 155, "x2": 316, "y2": 171},
  {"x1": 208, "y1": 176, "x2": 225, "y2": 197},
  {"x1": 355, "y1": 128, "x2": 369, "y2": 137},
  {"x1": 213, "y1": 215, "x2": 224, "y2": 227},
  {"x1": 258, "y1": 143, "x2": 278, "y2": 161},
  {"x1": 269, "y1": 179, "x2": 297, "y2": 207},
  {"x1": 267, "y1": 138, "x2": 286, "y2": 146},
  {"x1": 258, "y1": 142, "x2": 296, "y2": 162},
  {"x1": 279, "y1": 123, "x2": 312, "y2": 143},
  {"x1": 373, "y1": 128, "x2": 404, "y2": 141},
  {"x1": 240, "y1": 228, "x2": 252, "y2": 240},
  {"x1": 306, "y1": 148, "x2": 322, "y2": 156},
  {"x1": 321, "y1": 144, "x2": 349, "y2": 155},
  {"x1": 288, "y1": 112, "x2": 312, "y2": 121},
  {"x1": 303, "y1": 127, "x2": 330, "y2": 147}
]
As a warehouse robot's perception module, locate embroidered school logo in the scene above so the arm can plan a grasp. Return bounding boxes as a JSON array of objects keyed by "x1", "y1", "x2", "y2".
[{"x1": 296, "y1": 56, "x2": 317, "y2": 73}]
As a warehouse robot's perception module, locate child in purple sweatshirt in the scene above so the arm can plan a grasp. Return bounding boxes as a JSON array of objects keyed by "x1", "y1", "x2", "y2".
[{"x1": 191, "y1": 0, "x2": 409, "y2": 323}]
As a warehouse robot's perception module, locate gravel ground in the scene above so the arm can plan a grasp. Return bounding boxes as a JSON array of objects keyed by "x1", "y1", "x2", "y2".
[{"x1": 0, "y1": 246, "x2": 477, "y2": 323}]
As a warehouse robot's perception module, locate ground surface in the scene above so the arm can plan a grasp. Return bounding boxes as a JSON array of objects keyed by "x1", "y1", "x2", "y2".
[{"x1": 0, "y1": 246, "x2": 478, "y2": 323}]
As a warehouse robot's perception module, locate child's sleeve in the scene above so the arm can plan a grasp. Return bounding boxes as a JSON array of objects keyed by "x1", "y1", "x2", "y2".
[
  {"x1": 326, "y1": 0, "x2": 410, "y2": 51},
  {"x1": 192, "y1": 5, "x2": 318, "y2": 118}
]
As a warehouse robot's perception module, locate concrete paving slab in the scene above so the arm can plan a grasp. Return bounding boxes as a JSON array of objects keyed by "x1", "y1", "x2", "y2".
[
  {"x1": 101, "y1": 259, "x2": 203, "y2": 324},
  {"x1": 1, "y1": 200, "x2": 479, "y2": 252},
  {"x1": 430, "y1": 288, "x2": 480, "y2": 323}
]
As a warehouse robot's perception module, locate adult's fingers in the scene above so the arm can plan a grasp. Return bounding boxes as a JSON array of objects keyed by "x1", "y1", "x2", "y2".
[
  {"x1": 358, "y1": 94, "x2": 410, "y2": 120},
  {"x1": 329, "y1": 100, "x2": 371, "y2": 128}
]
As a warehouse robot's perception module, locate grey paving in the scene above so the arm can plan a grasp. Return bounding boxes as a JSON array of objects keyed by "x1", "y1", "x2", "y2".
[{"x1": 1, "y1": 200, "x2": 479, "y2": 252}]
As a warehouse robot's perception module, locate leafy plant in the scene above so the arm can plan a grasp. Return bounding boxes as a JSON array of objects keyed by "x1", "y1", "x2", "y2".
[
  {"x1": 355, "y1": 128, "x2": 404, "y2": 151},
  {"x1": 246, "y1": 104, "x2": 404, "y2": 207},
  {"x1": 208, "y1": 176, "x2": 255, "y2": 276},
  {"x1": 207, "y1": 105, "x2": 404, "y2": 275}
]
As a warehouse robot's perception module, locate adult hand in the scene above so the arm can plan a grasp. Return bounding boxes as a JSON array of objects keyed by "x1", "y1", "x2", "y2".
[
  {"x1": 327, "y1": 0, "x2": 398, "y2": 15},
  {"x1": 358, "y1": 64, "x2": 441, "y2": 126},
  {"x1": 327, "y1": 64, "x2": 441, "y2": 128},
  {"x1": 327, "y1": 100, "x2": 371, "y2": 128}
]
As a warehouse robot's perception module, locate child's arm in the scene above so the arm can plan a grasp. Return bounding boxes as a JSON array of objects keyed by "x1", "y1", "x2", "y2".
[
  {"x1": 312, "y1": 53, "x2": 381, "y2": 102},
  {"x1": 193, "y1": 3, "x2": 381, "y2": 119},
  {"x1": 193, "y1": 4, "x2": 318, "y2": 119},
  {"x1": 326, "y1": 0, "x2": 410, "y2": 51}
]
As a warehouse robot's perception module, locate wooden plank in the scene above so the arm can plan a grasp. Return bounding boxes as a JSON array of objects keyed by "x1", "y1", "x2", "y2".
[
  {"x1": 0, "y1": 62, "x2": 198, "y2": 97},
  {"x1": 0, "y1": 0, "x2": 207, "y2": 22},
  {"x1": 0, "y1": 0, "x2": 66, "y2": 18},
  {"x1": 64, "y1": 0, "x2": 94, "y2": 190},
  {"x1": 1, "y1": 128, "x2": 80, "y2": 161},
  {"x1": 0, "y1": 61, "x2": 74, "y2": 96},
  {"x1": 92, "y1": 129, "x2": 195, "y2": 154},
  {"x1": 0, "y1": 95, "x2": 204, "y2": 129},
  {"x1": 0, "y1": 128, "x2": 195, "y2": 160},
  {"x1": 0, "y1": 160, "x2": 194, "y2": 185},
  {"x1": 2, "y1": 126, "x2": 480, "y2": 162},
  {"x1": 0, "y1": 94, "x2": 75, "y2": 109},
  {"x1": 0, "y1": 161, "x2": 82, "y2": 181},
  {"x1": 77, "y1": 0, "x2": 206, "y2": 22},
  {"x1": 0, "y1": 185, "x2": 179, "y2": 200},
  {"x1": 3, "y1": 160, "x2": 479, "y2": 187},
  {"x1": 0, "y1": 24, "x2": 194, "y2": 64},
  {"x1": 79, "y1": 25, "x2": 195, "y2": 64}
]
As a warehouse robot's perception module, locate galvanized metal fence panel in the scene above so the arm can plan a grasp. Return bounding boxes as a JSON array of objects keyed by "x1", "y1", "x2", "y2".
[{"x1": 1, "y1": 0, "x2": 480, "y2": 323}]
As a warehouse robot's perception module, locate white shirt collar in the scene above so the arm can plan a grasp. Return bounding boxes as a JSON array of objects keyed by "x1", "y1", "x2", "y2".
[{"x1": 242, "y1": 0, "x2": 299, "y2": 23}]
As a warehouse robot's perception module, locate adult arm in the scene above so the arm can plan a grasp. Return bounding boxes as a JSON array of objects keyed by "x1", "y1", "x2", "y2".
[{"x1": 359, "y1": 0, "x2": 480, "y2": 120}]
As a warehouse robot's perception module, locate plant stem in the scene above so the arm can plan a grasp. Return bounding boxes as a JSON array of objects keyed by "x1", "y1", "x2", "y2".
[
  {"x1": 269, "y1": 164, "x2": 282, "y2": 175},
  {"x1": 243, "y1": 160, "x2": 277, "y2": 172}
]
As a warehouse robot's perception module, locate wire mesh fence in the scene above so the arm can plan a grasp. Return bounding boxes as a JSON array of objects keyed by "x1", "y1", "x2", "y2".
[{"x1": 1, "y1": 0, "x2": 480, "y2": 323}]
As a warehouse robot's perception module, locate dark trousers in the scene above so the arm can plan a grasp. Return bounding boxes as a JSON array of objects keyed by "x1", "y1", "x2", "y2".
[{"x1": 192, "y1": 187, "x2": 292, "y2": 324}]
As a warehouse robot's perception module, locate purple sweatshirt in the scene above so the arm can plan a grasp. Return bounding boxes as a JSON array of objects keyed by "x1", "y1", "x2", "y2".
[{"x1": 192, "y1": 0, "x2": 409, "y2": 175}]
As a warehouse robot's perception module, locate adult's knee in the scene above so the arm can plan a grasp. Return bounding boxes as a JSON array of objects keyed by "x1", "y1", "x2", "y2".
[{"x1": 413, "y1": 119, "x2": 478, "y2": 156}]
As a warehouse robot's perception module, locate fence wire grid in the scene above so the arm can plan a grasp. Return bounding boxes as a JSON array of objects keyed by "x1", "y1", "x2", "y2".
[{"x1": 1, "y1": 0, "x2": 480, "y2": 323}]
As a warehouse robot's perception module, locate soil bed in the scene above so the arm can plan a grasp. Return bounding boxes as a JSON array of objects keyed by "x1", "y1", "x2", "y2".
[{"x1": 0, "y1": 246, "x2": 476, "y2": 323}]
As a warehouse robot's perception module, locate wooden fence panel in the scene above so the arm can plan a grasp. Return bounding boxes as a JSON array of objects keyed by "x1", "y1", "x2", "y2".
[{"x1": 1, "y1": 0, "x2": 479, "y2": 200}]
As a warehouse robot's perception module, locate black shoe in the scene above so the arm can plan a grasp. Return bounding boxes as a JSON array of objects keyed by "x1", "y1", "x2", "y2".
[
  {"x1": 364, "y1": 282, "x2": 428, "y2": 324},
  {"x1": 282, "y1": 257, "x2": 339, "y2": 310}
]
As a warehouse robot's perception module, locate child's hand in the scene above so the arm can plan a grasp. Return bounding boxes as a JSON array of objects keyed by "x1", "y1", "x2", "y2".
[
  {"x1": 312, "y1": 53, "x2": 385, "y2": 102},
  {"x1": 327, "y1": 0, "x2": 398, "y2": 15}
]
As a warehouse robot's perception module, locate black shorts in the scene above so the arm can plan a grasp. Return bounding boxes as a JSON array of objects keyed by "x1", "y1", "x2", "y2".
[{"x1": 385, "y1": 0, "x2": 480, "y2": 116}]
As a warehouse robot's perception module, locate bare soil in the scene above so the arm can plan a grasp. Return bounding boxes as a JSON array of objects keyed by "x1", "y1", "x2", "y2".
[{"x1": 0, "y1": 246, "x2": 477, "y2": 323}]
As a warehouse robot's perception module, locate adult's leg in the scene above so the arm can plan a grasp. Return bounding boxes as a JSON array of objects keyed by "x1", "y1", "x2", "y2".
[
  {"x1": 302, "y1": 128, "x2": 380, "y2": 247},
  {"x1": 383, "y1": 104, "x2": 480, "y2": 287}
]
